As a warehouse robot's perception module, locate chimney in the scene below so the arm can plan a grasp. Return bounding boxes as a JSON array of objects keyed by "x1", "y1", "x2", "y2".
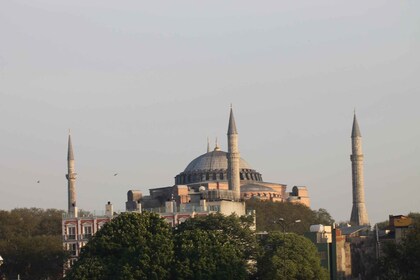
[{"x1": 105, "y1": 201, "x2": 113, "y2": 217}]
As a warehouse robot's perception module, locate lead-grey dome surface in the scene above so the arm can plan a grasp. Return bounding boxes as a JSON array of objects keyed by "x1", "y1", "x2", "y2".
[{"x1": 184, "y1": 150, "x2": 252, "y2": 172}]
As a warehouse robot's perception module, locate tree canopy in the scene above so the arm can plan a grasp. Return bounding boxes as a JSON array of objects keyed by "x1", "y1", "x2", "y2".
[
  {"x1": 65, "y1": 212, "x2": 173, "y2": 280},
  {"x1": 256, "y1": 232, "x2": 328, "y2": 280},
  {"x1": 0, "y1": 208, "x2": 66, "y2": 280},
  {"x1": 246, "y1": 200, "x2": 334, "y2": 234},
  {"x1": 64, "y1": 208, "x2": 328, "y2": 280},
  {"x1": 172, "y1": 213, "x2": 256, "y2": 280},
  {"x1": 374, "y1": 213, "x2": 420, "y2": 279}
]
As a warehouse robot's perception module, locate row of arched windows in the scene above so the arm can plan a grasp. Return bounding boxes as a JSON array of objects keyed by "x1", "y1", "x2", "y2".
[{"x1": 175, "y1": 170, "x2": 262, "y2": 184}]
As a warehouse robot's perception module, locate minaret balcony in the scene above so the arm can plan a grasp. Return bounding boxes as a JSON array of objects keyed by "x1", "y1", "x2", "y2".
[
  {"x1": 350, "y1": 155, "x2": 363, "y2": 161},
  {"x1": 66, "y1": 173, "x2": 77, "y2": 180}
]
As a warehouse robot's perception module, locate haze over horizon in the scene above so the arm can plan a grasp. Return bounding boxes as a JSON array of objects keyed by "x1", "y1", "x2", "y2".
[{"x1": 1, "y1": 1, "x2": 419, "y2": 225}]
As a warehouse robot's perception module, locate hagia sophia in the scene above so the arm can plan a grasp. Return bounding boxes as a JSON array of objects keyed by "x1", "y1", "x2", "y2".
[
  {"x1": 125, "y1": 107, "x2": 310, "y2": 213},
  {"x1": 63, "y1": 107, "x2": 311, "y2": 265},
  {"x1": 62, "y1": 107, "x2": 370, "y2": 270}
]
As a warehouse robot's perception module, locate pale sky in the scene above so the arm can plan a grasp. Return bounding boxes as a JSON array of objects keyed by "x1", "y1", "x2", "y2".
[{"x1": 1, "y1": 1, "x2": 419, "y2": 224}]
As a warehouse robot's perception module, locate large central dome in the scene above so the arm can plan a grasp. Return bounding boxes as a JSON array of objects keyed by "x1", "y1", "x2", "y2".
[
  {"x1": 175, "y1": 146, "x2": 263, "y2": 185},
  {"x1": 184, "y1": 150, "x2": 252, "y2": 172}
]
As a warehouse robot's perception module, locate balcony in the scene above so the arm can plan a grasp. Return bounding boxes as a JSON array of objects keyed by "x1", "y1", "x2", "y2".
[{"x1": 63, "y1": 234, "x2": 76, "y2": 241}]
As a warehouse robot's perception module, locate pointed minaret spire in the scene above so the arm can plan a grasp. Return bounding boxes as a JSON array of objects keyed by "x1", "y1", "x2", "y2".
[
  {"x1": 350, "y1": 113, "x2": 369, "y2": 226},
  {"x1": 67, "y1": 131, "x2": 74, "y2": 161},
  {"x1": 66, "y1": 131, "x2": 78, "y2": 217},
  {"x1": 351, "y1": 112, "x2": 362, "y2": 137},
  {"x1": 207, "y1": 137, "x2": 210, "y2": 153},
  {"x1": 228, "y1": 105, "x2": 238, "y2": 135},
  {"x1": 227, "y1": 106, "x2": 240, "y2": 200}
]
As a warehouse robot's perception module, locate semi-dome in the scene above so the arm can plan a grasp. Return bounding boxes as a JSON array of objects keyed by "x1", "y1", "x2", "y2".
[{"x1": 184, "y1": 150, "x2": 252, "y2": 172}]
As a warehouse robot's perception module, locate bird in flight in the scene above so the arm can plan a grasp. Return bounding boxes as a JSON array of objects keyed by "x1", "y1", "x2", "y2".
[
  {"x1": 37, "y1": 180, "x2": 40, "y2": 183},
  {"x1": 114, "y1": 173, "x2": 118, "y2": 176}
]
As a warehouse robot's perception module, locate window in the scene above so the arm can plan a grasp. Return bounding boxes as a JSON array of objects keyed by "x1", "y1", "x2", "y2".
[
  {"x1": 83, "y1": 225, "x2": 92, "y2": 239},
  {"x1": 67, "y1": 226, "x2": 76, "y2": 240},
  {"x1": 69, "y1": 243, "x2": 77, "y2": 256}
]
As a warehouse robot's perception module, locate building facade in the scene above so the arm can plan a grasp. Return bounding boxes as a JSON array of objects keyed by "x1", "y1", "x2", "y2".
[{"x1": 126, "y1": 108, "x2": 310, "y2": 215}]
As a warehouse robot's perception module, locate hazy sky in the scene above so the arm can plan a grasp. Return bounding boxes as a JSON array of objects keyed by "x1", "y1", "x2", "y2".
[{"x1": 1, "y1": 1, "x2": 419, "y2": 224}]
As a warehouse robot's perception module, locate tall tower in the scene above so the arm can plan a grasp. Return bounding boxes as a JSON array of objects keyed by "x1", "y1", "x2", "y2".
[
  {"x1": 66, "y1": 132, "x2": 78, "y2": 217},
  {"x1": 350, "y1": 113, "x2": 369, "y2": 226},
  {"x1": 227, "y1": 107, "x2": 241, "y2": 200}
]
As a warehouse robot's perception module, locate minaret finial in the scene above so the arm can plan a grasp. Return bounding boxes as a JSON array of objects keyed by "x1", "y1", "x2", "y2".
[{"x1": 214, "y1": 137, "x2": 221, "y2": 151}]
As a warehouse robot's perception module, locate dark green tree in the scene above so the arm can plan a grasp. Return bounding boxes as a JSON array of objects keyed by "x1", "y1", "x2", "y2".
[
  {"x1": 0, "y1": 208, "x2": 66, "y2": 280},
  {"x1": 172, "y1": 213, "x2": 256, "y2": 280},
  {"x1": 256, "y1": 232, "x2": 328, "y2": 280},
  {"x1": 65, "y1": 212, "x2": 173, "y2": 280},
  {"x1": 313, "y1": 208, "x2": 335, "y2": 226},
  {"x1": 246, "y1": 200, "x2": 334, "y2": 234},
  {"x1": 374, "y1": 213, "x2": 420, "y2": 279}
]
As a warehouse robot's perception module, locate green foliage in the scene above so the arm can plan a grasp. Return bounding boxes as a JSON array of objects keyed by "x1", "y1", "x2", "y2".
[
  {"x1": 65, "y1": 212, "x2": 174, "y2": 280},
  {"x1": 246, "y1": 200, "x2": 334, "y2": 234},
  {"x1": 375, "y1": 220, "x2": 389, "y2": 230},
  {"x1": 313, "y1": 208, "x2": 335, "y2": 226},
  {"x1": 375, "y1": 214, "x2": 420, "y2": 279},
  {"x1": 256, "y1": 232, "x2": 328, "y2": 280},
  {"x1": 172, "y1": 213, "x2": 256, "y2": 280},
  {"x1": 0, "y1": 208, "x2": 66, "y2": 280}
]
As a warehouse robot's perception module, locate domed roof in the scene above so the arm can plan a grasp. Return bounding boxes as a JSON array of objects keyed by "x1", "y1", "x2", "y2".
[{"x1": 184, "y1": 150, "x2": 252, "y2": 172}]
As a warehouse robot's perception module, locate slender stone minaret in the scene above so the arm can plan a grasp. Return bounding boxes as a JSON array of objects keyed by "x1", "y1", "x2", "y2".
[
  {"x1": 66, "y1": 131, "x2": 78, "y2": 217},
  {"x1": 350, "y1": 113, "x2": 369, "y2": 226},
  {"x1": 227, "y1": 107, "x2": 241, "y2": 200}
]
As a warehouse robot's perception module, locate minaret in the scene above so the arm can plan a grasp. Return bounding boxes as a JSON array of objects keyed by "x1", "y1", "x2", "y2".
[
  {"x1": 227, "y1": 106, "x2": 241, "y2": 200},
  {"x1": 66, "y1": 132, "x2": 78, "y2": 217},
  {"x1": 350, "y1": 113, "x2": 369, "y2": 226}
]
